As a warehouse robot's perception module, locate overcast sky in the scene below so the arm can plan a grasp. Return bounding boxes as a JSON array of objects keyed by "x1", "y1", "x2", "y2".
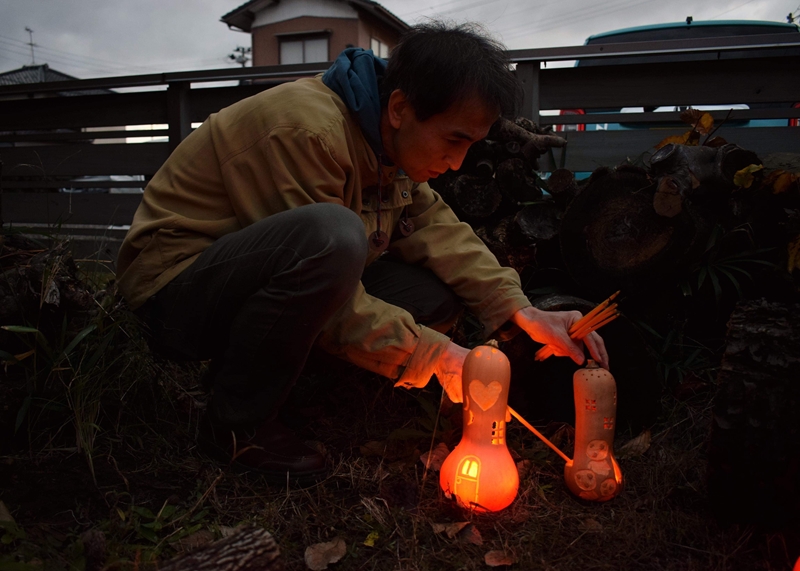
[{"x1": 0, "y1": 0, "x2": 796, "y2": 79}]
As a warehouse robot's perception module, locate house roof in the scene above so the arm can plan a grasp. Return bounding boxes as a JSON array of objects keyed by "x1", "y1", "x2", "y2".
[
  {"x1": 221, "y1": 0, "x2": 409, "y2": 34},
  {"x1": 0, "y1": 64, "x2": 111, "y2": 95}
]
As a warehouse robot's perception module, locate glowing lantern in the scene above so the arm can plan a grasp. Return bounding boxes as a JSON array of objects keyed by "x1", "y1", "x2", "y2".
[
  {"x1": 564, "y1": 360, "x2": 623, "y2": 501},
  {"x1": 440, "y1": 340, "x2": 519, "y2": 512}
]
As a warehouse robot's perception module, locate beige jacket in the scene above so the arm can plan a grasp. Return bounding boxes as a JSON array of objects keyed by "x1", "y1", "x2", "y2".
[{"x1": 117, "y1": 76, "x2": 531, "y2": 388}]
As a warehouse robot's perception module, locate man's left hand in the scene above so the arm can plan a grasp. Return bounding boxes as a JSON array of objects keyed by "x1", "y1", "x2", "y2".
[{"x1": 510, "y1": 306, "x2": 609, "y2": 370}]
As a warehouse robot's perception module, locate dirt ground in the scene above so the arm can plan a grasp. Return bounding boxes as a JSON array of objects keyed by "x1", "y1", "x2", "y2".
[{"x1": 1, "y1": 238, "x2": 799, "y2": 571}]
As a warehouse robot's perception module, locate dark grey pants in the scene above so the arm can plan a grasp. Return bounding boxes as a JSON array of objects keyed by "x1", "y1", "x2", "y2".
[{"x1": 140, "y1": 203, "x2": 460, "y2": 425}]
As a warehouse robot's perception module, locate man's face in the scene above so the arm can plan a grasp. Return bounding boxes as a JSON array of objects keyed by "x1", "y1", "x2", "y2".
[{"x1": 383, "y1": 91, "x2": 498, "y2": 183}]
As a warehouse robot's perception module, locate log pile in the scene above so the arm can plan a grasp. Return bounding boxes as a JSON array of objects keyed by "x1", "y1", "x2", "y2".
[{"x1": 430, "y1": 116, "x2": 800, "y2": 431}]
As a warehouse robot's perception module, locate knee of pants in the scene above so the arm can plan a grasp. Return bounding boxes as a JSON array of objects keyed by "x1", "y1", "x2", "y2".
[
  {"x1": 297, "y1": 203, "x2": 368, "y2": 277},
  {"x1": 421, "y1": 284, "x2": 463, "y2": 334}
]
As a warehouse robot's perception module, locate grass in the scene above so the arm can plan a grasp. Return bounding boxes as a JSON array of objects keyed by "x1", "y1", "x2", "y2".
[{"x1": 1, "y1": 237, "x2": 799, "y2": 571}]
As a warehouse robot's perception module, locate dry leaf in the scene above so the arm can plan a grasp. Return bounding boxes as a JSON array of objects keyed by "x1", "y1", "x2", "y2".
[
  {"x1": 655, "y1": 130, "x2": 699, "y2": 150},
  {"x1": 516, "y1": 459, "x2": 533, "y2": 481},
  {"x1": 788, "y1": 235, "x2": 800, "y2": 273},
  {"x1": 0, "y1": 501, "x2": 14, "y2": 524},
  {"x1": 363, "y1": 530, "x2": 379, "y2": 547},
  {"x1": 617, "y1": 429, "x2": 652, "y2": 459},
  {"x1": 458, "y1": 524, "x2": 483, "y2": 545},
  {"x1": 485, "y1": 550, "x2": 516, "y2": 567},
  {"x1": 654, "y1": 176, "x2": 682, "y2": 218},
  {"x1": 679, "y1": 109, "x2": 715, "y2": 134},
  {"x1": 763, "y1": 170, "x2": 800, "y2": 194},
  {"x1": 359, "y1": 440, "x2": 387, "y2": 457},
  {"x1": 420, "y1": 442, "x2": 450, "y2": 472},
  {"x1": 176, "y1": 530, "x2": 214, "y2": 552},
  {"x1": 704, "y1": 136, "x2": 728, "y2": 148},
  {"x1": 431, "y1": 521, "x2": 470, "y2": 539},
  {"x1": 733, "y1": 164, "x2": 764, "y2": 188},
  {"x1": 579, "y1": 518, "x2": 603, "y2": 533},
  {"x1": 305, "y1": 537, "x2": 347, "y2": 571}
]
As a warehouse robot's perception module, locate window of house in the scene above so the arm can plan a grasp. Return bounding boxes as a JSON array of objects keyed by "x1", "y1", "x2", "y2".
[
  {"x1": 280, "y1": 36, "x2": 329, "y2": 64},
  {"x1": 370, "y1": 38, "x2": 390, "y2": 59}
]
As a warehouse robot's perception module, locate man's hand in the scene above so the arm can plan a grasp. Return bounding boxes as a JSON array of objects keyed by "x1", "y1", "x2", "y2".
[
  {"x1": 510, "y1": 306, "x2": 609, "y2": 370},
  {"x1": 434, "y1": 342, "x2": 470, "y2": 403}
]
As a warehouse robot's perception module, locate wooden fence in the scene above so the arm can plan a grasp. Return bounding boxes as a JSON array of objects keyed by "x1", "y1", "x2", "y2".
[{"x1": 1, "y1": 34, "x2": 799, "y2": 262}]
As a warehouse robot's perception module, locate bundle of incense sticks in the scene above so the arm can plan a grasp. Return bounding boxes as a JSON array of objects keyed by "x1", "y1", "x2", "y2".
[{"x1": 534, "y1": 291, "x2": 621, "y2": 361}]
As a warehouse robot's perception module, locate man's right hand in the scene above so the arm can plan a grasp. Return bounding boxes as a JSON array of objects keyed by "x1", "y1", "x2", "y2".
[{"x1": 434, "y1": 342, "x2": 470, "y2": 403}]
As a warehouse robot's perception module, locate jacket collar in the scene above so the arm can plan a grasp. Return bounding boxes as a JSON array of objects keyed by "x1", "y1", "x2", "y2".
[{"x1": 322, "y1": 47, "x2": 387, "y2": 159}]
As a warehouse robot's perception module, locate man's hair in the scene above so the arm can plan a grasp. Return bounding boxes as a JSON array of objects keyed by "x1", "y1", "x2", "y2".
[{"x1": 380, "y1": 21, "x2": 521, "y2": 121}]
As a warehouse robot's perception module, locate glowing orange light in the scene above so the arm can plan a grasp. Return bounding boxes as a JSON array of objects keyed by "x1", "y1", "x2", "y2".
[
  {"x1": 564, "y1": 360, "x2": 623, "y2": 501},
  {"x1": 440, "y1": 341, "x2": 519, "y2": 512}
]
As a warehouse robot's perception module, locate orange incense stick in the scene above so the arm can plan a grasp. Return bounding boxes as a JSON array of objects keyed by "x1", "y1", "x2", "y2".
[{"x1": 507, "y1": 406, "x2": 570, "y2": 463}]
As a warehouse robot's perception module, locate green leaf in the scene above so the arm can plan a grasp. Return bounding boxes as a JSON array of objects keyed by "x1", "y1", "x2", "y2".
[
  {"x1": 82, "y1": 331, "x2": 114, "y2": 373},
  {"x1": 0, "y1": 562, "x2": 40, "y2": 571},
  {"x1": 14, "y1": 396, "x2": 31, "y2": 434},
  {"x1": 413, "y1": 393, "x2": 439, "y2": 424},
  {"x1": 132, "y1": 506, "x2": 156, "y2": 520},
  {"x1": 62, "y1": 324, "x2": 97, "y2": 359},
  {"x1": 1, "y1": 326, "x2": 40, "y2": 334}
]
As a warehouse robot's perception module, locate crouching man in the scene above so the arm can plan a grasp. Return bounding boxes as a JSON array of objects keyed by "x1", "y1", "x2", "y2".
[{"x1": 116, "y1": 22, "x2": 607, "y2": 484}]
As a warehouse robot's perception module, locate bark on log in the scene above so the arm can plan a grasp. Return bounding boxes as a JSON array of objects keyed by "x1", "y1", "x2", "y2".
[
  {"x1": 560, "y1": 165, "x2": 703, "y2": 298},
  {"x1": 487, "y1": 117, "x2": 566, "y2": 169},
  {"x1": 707, "y1": 299, "x2": 800, "y2": 527},
  {"x1": 546, "y1": 168, "x2": 580, "y2": 210},
  {"x1": 501, "y1": 294, "x2": 660, "y2": 432},
  {"x1": 160, "y1": 525, "x2": 282, "y2": 571},
  {"x1": 495, "y1": 158, "x2": 543, "y2": 203},
  {"x1": 452, "y1": 175, "x2": 503, "y2": 220},
  {"x1": 649, "y1": 143, "x2": 760, "y2": 217}
]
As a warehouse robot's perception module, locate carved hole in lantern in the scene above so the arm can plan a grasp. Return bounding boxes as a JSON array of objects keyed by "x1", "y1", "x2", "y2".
[
  {"x1": 604, "y1": 417, "x2": 614, "y2": 429},
  {"x1": 585, "y1": 399, "x2": 597, "y2": 411},
  {"x1": 491, "y1": 420, "x2": 506, "y2": 445},
  {"x1": 468, "y1": 410, "x2": 475, "y2": 425}
]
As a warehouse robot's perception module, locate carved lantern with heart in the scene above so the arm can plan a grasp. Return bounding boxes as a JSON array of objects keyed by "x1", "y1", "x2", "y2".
[{"x1": 440, "y1": 340, "x2": 519, "y2": 512}]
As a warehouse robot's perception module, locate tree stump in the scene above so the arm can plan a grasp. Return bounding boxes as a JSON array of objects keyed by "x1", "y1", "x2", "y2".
[
  {"x1": 707, "y1": 299, "x2": 800, "y2": 527},
  {"x1": 560, "y1": 166, "x2": 702, "y2": 298},
  {"x1": 160, "y1": 525, "x2": 282, "y2": 571}
]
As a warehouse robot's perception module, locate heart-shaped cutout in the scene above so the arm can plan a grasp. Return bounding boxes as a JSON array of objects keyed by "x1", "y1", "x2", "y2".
[{"x1": 469, "y1": 380, "x2": 503, "y2": 411}]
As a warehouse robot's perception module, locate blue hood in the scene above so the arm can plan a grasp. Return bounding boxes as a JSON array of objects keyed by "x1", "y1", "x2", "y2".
[{"x1": 322, "y1": 48, "x2": 387, "y2": 157}]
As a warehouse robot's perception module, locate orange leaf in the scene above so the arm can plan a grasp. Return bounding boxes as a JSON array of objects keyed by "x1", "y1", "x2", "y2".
[
  {"x1": 679, "y1": 109, "x2": 714, "y2": 134},
  {"x1": 788, "y1": 235, "x2": 800, "y2": 273},
  {"x1": 774, "y1": 172, "x2": 800, "y2": 194},
  {"x1": 655, "y1": 130, "x2": 699, "y2": 150},
  {"x1": 485, "y1": 550, "x2": 517, "y2": 567}
]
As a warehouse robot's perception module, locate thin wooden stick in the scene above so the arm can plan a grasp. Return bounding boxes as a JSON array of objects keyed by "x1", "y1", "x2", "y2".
[
  {"x1": 567, "y1": 291, "x2": 619, "y2": 334},
  {"x1": 534, "y1": 291, "x2": 620, "y2": 361},
  {"x1": 572, "y1": 312, "x2": 619, "y2": 340},
  {"x1": 507, "y1": 406, "x2": 571, "y2": 463}
]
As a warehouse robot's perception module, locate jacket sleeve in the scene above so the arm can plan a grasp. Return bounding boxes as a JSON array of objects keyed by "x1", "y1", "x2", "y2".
[{"x1": 389, "y1": 181, "x2": 532, "y2": 336}]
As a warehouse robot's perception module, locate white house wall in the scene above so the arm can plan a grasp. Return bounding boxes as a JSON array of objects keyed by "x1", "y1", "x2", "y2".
[{"x1": 252, "y1": 0, "x2": 357, "y2": 27}]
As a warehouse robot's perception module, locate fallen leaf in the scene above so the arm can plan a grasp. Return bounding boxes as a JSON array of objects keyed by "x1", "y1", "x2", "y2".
[
  {"x1": 359, "y1": 441, "x2": 387, "y2": 457},
  {"x1": 579, "y1": 518, "x2": 603, "y2": 533},
  {"x1": 654, "y1": 176, "x2": 683, "y2": 218},
  {"x1": 219, "y1": 526, "x2": 237, "y2": 538},
  {"x1": 516, "y1": 459, "x2": 533, "y2": 481},
  {"x1": 704, "y1": 136, "x2": 728, "y2": 148},
  {"x1": 305, "y1": 537, "x2": 347, "y2": 571},
  {"x1": 431, "y1": 521, "x2": 470, "y2": 539},
  {"x1": 617, "y1": 430, "x2": 652, "y2": 459},
  {"x1": 363, "y1": 531, "x2": 379, "y2": 547},
  {"x1": 679, "y1": 109, "x2": 714, "y2": 134},
  {"x1": 420, "y1": 442, "x2": 450, "y2": 472},
  {"x1": 485, "y1": 550, "x2": 516, "y2": 567},
  {"x1": 458, "y1": 524, "x2": 483, "y2": 545},
  {"x1": 733, "y1": 164, "x2": 764, "y2": 188},
  {"x1": 655, "y1": 130, "x2": 699, "y2": 151},
  {"x1": 763, "y1": 170, "x2": 800, "y2": 194},
  {"x1": 176, "y1": 530, "x2": 214, "y2": 552},
  {"x1": 788, "y1": 235, "x2": 800, "y2": 273},
  {"x1": 0, "y1": 501, "x2": 14, "y2": 524}
]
